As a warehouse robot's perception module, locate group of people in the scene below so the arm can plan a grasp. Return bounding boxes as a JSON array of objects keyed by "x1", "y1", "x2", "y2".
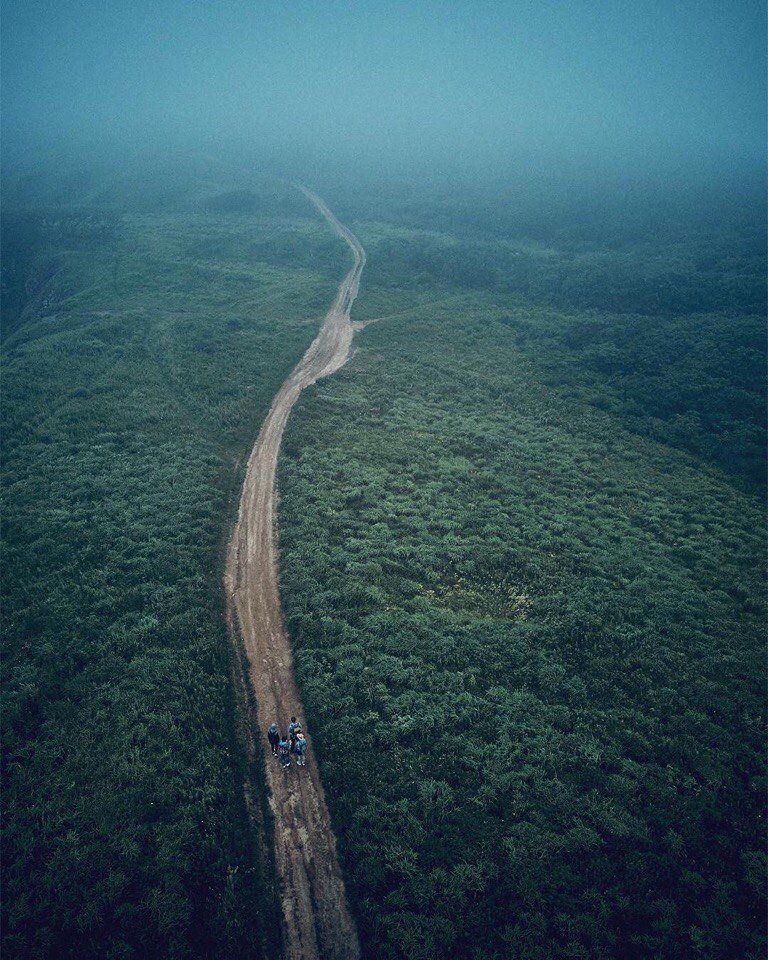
[{"x1": 267, "y1": 716, "x2": 308, "y2": 769}]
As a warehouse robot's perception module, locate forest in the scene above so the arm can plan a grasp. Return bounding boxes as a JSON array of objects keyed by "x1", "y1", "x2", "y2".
[
  {"x1": 1, "y1": 166, "x2": 346, "y2": 959},
  {"x1": 3, "y1": 0, "x2": 765, "y2": 955},
  {"x1": 277, "y1": 181, "x2": 766, "y2": 958},
  {"x1": 336, "y1": 179, "x2": 766, "y2": 489},
  {"x1": 2, "y1": 164, "x2": 765, "y2": 960}
]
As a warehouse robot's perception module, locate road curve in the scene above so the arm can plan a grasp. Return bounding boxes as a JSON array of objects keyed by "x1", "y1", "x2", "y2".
[{"x1": 224, "y1": 187, "x2": 364, "y2": 960}]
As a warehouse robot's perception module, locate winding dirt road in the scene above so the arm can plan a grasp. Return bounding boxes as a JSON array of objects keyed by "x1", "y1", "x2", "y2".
[{"x1": 224, "y1": 187, "x2": 365, "y2": 960}]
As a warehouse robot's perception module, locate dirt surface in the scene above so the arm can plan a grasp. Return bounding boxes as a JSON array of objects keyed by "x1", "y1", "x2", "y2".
[{"x1": 225, "y1": 188, "x2": 365, "y2": 960}]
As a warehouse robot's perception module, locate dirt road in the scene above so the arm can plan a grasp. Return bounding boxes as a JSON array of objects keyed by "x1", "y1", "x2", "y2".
[{"x1": 224, "y1": 188, "x2": 365, "y2": 960}]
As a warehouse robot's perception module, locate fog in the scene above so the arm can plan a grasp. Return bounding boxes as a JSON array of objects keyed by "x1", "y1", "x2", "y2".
[{"x1": 2, "y1": 0, "x2": 765, "y2": 184}]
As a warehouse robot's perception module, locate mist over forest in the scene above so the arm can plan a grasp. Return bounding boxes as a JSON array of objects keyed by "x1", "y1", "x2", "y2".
[{"x1": 2, "y1": 2, "x2": 766, "y2": 959}]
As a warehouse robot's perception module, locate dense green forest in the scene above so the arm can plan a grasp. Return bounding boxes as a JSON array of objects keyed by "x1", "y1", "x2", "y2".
[
  {"x1": 335, "y1": 182, "x2": 765, "y2": 489},
  {"x1": 278, "y1": 185, "x2": 766, "y2": 958},
  {"x1": 1, "y1": 168, "x2": 347, "y2": 959},
  {"x1": 2, "y1": 165, "x2": 765, "y2": 960}
]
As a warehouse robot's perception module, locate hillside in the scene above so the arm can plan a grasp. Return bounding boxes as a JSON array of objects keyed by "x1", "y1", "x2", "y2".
[
  {"x1": 277, "y1": 184, "x2": 766, "y2": 959},
  {"x1": 1, "y1": 170, "x2": 346, "y2": 959},
  {"x1": 2, "y1": 169, "x2": 765, "y2": 960}
]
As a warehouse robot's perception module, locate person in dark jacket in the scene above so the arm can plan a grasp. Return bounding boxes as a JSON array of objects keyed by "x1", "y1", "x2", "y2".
[
  {"x1": 267, "y1": 723, "x2": 280, "y2": 757},
  {"x1": 278, "y1": 737, "x2": 291, "y2": 769},
  {"x1": 288, "y1": 717, "x2": 302, "y2": 752}
]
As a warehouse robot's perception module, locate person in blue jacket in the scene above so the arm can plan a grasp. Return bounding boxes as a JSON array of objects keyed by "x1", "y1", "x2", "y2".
[
  {"x1": 278, "y1": 736, "x2": 291, "y2": 769},
  {"x1": 294, "y1": 733, "x2": 308, "y2": 767}
]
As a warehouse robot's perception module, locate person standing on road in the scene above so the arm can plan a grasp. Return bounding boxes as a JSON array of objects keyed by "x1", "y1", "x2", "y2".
[
  {"x1": 288, "y1": 716, "x2": 302, "y2": 752},
  {"x1": 278, "y1": 735, "x2": 291, "y2": 769},
  {"x1": 295, "y1": 732, "x2": 308, "y2": 767},
  {"x1": 267, "y1": 722, "x2": 280, "y2": 757}
]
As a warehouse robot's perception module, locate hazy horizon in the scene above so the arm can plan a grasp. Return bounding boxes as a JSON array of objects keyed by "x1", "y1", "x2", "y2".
[{"x1": 2, "y1": 0, "x2": 765, "y2": 182}]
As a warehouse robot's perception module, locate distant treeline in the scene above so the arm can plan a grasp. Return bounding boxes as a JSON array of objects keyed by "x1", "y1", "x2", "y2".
[
  {"x1": 366, "y1": 232, "x2": 765, "y2": 315},
  {"x1": 357, "y1": 201, "x2": 766, "y2": 490}
]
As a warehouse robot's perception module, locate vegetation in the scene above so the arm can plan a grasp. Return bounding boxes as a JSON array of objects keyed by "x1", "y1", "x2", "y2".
[
  {"x1": 278, "y1": 186, "x2": 766, "y2": 959},
  {"x1": 345, "y1": 184, "x2": 765, "y2": 489},
  {"x1": 3, "y1": 166, "x2": 765, "y2": 960},
  {"x1": 1, "y1": 169, "x2": 346, "y2": 959}
]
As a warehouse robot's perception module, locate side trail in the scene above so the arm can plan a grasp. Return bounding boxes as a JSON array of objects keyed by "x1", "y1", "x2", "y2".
[{"x1": 224, "y1": 187, "x2": 365, "y2": 960}]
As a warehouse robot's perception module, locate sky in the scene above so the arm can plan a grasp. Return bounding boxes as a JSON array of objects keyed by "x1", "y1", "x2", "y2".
[{"x1": 2, "y1": 0, "x2": 765, "y2": 176}]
